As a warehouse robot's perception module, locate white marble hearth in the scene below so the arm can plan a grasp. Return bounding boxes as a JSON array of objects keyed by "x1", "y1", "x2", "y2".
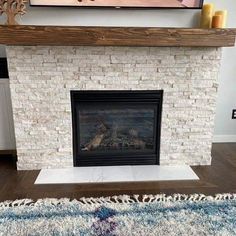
[{"x1": 35, "y1": 165, "x2": 199, "y2": 184}]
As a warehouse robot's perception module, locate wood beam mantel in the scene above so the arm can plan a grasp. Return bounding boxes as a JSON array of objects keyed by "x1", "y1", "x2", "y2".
[{"x1": 0, "y1": 25, "x2": 236, "y2": 47}]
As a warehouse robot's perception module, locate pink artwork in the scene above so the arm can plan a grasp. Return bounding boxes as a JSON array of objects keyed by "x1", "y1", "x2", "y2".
[{"x1": 30, "y1": 0, "x2": 203, "y2": 8}]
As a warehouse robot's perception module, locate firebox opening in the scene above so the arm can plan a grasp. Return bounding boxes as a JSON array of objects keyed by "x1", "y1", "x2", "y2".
[{"x1": 71, "y1": 90, "x2": 163, "y2": 167}]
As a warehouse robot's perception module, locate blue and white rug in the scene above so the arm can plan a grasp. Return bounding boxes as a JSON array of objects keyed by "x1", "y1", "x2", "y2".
[{"x1": 0, "y1": 194, "x2": 236, "y2": 236}]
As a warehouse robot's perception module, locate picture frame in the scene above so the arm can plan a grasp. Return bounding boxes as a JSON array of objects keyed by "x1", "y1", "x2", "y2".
[{"x1": 29, "y1": 0, "x2": 204, "y2": 9}]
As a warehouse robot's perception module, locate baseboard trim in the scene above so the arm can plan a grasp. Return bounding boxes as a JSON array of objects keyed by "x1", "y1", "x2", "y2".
[{"x1": 213, "y1": 135, "x2": 236, "y2": 143}]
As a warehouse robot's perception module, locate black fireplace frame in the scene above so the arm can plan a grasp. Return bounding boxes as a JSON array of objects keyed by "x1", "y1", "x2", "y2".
[{"x1": 71, "y1": 90, "x2": 163, "y2": 167}]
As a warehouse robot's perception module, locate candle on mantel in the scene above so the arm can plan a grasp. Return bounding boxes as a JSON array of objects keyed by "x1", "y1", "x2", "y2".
[
  {"x1": 200, "y1": 3, "x2": 214, "y2": 28},
  {"x1": 212, "y1": 15, "x2": 223, "y2": 28},
  {"x1": 215, "y1": 10, "x2": 227, "y2": 28}
]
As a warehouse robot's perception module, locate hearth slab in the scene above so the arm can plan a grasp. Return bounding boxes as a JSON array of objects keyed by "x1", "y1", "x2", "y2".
[{"x1": 35, "y1": 165, "x2": 199, "y2": 184}]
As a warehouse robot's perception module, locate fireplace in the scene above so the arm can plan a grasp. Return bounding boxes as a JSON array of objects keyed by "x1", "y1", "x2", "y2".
[
  {"x1": 71, "y1": 90, "x2": 163, "y2": 166},
  {"x1": 6, "y1": 45, "x2": 222, "y2": 169}
]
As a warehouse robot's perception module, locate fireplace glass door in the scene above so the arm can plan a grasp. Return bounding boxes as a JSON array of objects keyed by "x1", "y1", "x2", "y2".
[
  {"x1": 71, "y1": 91, "x2": 163, "y2": 166},
  {"x1": 79, "y1": 105, "x2": 155, "y2": 153}
]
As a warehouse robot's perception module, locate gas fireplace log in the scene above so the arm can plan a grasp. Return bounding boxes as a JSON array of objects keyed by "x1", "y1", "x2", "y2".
[
  {"x1": 82, "y1": 122, "x2": 149, "y2": 151},
  {"x1": 132, "y1": 138, "x2": 146, "y2": 149},
  {"x1": 82, "y1": 133, "x2": 105, "y2": 151},
  {"x1": 82, "y1": 121, "x2": 108, "y2": 151}
]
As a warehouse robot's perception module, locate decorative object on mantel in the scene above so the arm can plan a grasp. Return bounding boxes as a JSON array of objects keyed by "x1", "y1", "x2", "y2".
[
  {"x1": 0, "y1": 0, "x2": 27, "y2": 25},
  {"x1": 200, "y1": 3, "x2": 228, "y2": 29},
  {"x1": 0, "y1": 194, "x2": 235, "y2": 235},
  {"x1": 200, "y1": 3, "x2": 214, "y2": 28},
  {"x1": 213, "y1": 10, "x2": 228, "y2": 28},
  {"x1": 212, "y1": 15, "x2": 223, "y2": 29}
]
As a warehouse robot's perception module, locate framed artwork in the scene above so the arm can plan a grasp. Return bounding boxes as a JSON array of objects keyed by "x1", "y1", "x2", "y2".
[{"x1": 29, "y1": 0, "x2": 204, "y2": 9}]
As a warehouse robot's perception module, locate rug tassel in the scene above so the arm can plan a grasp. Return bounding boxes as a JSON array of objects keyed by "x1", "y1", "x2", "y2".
[{"x1": 0, "y1": 193, "x2": 236, "y2": 208}]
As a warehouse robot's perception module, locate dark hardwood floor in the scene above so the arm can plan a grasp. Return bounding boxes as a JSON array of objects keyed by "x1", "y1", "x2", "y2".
[{"x1": 0, "y1": 143, "x2": 236, "y2": 202}]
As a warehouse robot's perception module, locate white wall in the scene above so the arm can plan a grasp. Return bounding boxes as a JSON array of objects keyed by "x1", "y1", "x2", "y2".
[
  {"x1": 213, "y1": 2, "x2": 236, "y2": 142},
  {"x1": 0, "y1": 46, "x2": 6, "y2": 57},
  {"x1": 0, "y1": 0, "x2": 235, "y2": 142},
  {"x1": 0, "y1": 80, "x2": 16, "y2": 150}
]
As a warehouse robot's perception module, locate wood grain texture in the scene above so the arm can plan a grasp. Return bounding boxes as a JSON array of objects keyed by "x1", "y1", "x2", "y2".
[
  {"x1": 0, "y1": 25, "x2": 235, "y2": 47},
  {"x1": 0, "y1": 143, "x2": 236, "y2": 201}
]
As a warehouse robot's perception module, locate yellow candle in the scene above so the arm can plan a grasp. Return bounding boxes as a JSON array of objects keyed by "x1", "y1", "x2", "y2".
[
  {"x1": 200, "y1": 3, "x2": 214, "y2": 28},
  {"x1": 212, "y1": 15, "x2": 223, "y2": 28},
  {"x1": 215, "y1": 10, "x2": 227, "y2": 28},
  {"x1": 202, "y1": 3, "x2": 214, "y2": 15}
]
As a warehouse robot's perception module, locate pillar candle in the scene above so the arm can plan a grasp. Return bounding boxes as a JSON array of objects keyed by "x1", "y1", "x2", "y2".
[
  {"x1": 215, "y1": 10, "x2": 227, "y2": 28},
  {"x1": 200, "y1": 3, "x2": 214, "y2": 28},
  {"x1": 212, "y1": 15, "x2": 223, "y2": 28}
]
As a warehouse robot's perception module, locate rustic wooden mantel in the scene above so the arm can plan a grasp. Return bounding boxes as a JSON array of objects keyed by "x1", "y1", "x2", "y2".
[{"x1": 0, "y1": 25, "x2": 236, "y2": 47}]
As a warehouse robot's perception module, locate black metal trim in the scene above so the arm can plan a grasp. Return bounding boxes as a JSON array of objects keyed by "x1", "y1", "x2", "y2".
[
  {"x1": 71, "y1": 90, "x2": 163, "y2": 167},
  {"x1": 0, "y1": 58, "x2": 9, "y2": 79},
  {"x1": 232, "y1": 109, "x2": 236, "y2": 119}
]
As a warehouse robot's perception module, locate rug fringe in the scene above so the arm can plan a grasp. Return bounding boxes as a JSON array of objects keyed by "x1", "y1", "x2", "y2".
[{"x1": 0, "y1": 193, "x2": 236, "y2": 208}]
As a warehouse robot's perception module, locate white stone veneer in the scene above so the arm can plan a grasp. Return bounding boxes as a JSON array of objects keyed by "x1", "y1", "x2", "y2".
[{"x1": 6, "y1": 46, "x2": 222, "y2": 170}]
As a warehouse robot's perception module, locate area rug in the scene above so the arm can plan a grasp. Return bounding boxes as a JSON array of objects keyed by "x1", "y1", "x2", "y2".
[{"x1": 0, "y1": 194, "x2": 236, "y2": 236}]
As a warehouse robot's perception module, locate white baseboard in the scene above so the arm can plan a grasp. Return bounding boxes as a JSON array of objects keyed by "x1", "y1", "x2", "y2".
[{"x1": 213, "y1": 135, "x2": 236, "y2": 143}]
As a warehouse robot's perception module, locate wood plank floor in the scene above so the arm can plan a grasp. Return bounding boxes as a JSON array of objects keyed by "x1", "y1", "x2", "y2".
[{"x1": 0, "y1": 143, "x2": 236, "y2": 202}]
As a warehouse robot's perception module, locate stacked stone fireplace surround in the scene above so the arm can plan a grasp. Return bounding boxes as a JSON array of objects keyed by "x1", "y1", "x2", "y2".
[{"x1": 6, "y1": 46, "x2": 222, "y2": 170}]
